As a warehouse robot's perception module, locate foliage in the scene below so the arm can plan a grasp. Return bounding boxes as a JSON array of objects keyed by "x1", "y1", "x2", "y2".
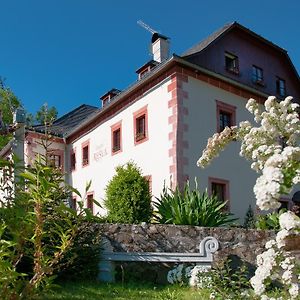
[
  {"x1": 244, "y1": 206, "x2": 285, "y2": 230},
  {"x1": 255, "y1": 210, "x2": 286, "y2": 230},
  {"x1": 205, "y1": 258, "x2": 253, "y2": 300},
  {"x1": 165, "y1": 258, "x2": 296, "y2": 300},
  {"x1": 35, "y1": 103, "x2": 58, "y2": 125},
  {"x1": 57, "y1": 223, "x2": 102, "y2": 281},
  {"x1": 104, "y1": 162, "x2": 152, "y2": 224},
  {"x1": 166, "y1": 258, "x2": 252, "y2": 297},
  {"x1": 0, "y1": 156, "x2": 94, "y2": 299},
  {"x1": 0, "y1": 80, "x2": 58, "y2": 151},
  {"x1": 153, "y1": 180, "x2": 237, "y2": 227},
  {"x1": 197, "y1": 96, "x2": 300, "y2": 299},
  {"x1": 0, "y1": 79, "x2": 22, "y2": 149},
  {"x1": 243, "y1": 205, "x2": 256, "y2": 229}
]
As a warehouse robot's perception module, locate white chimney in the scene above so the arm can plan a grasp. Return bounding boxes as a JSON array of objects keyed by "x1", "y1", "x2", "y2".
[{"x1": 151, "y1": 33, "x2": 170, "y2": 63}]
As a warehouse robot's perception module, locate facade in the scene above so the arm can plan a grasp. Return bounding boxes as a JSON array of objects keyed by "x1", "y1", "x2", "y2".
[{"x1": 2, "y1": 22, "x2": 300, "y2": 221}]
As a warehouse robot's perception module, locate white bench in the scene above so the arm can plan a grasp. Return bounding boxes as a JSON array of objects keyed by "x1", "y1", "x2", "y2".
[{"x1": 98, "y1": 236, "x2": 219, "y2": 282}]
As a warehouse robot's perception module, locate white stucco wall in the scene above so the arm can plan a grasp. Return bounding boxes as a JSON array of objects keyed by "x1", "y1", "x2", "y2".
[
  {"x1": 183, "y1": 77, "x2": 258, "y2": 221},
  {"x1": 25, "y1": 134, "x2": 66, "y2": 169},
  {"x1": 69, "y1": 78, "x2": 173, "y2": 215}
]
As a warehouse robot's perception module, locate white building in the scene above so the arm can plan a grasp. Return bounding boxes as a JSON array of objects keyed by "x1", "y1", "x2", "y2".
[{"x1": 2, "y1": 22, "x2": 300, "y2": 220}]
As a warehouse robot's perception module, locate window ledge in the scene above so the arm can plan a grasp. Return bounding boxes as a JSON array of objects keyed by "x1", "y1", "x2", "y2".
[
  {"x1": 253, "y1": 80, "x2": 265, "y2": 87},
  {"x1": 225, "y1": 67, "x2": 240, "y2": 75}
]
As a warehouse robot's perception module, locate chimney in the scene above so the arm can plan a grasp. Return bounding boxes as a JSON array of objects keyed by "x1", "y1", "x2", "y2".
[{"x1": 151, "y1": 33, "x2": 170, "y2": 63}]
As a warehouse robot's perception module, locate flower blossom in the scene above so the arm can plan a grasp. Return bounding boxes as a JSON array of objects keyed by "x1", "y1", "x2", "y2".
[
  {"x1": 198, "y1": 96, "x2": 300, "y2": 299},
  {"x1": 279, "y1": 211, "x2": 300, "y2": 231},
  {"x1": 197, "y1": 126, "x2": 237, "y2": 168}
]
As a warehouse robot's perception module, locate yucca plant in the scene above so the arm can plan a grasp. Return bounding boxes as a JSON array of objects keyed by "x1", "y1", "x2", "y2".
[{"x1": 153, "y1": 180, "x2": 237, "y2": 227}]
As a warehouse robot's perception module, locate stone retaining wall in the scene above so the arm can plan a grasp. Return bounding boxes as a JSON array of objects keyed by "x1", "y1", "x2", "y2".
[{"x1": 95, "y1": 223, "x2": 275, "y2": 266}]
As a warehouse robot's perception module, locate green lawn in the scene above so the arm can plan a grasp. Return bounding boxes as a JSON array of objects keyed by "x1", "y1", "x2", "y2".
[{"x1": 42, "y1": 281, "x2": 211, "y2": 300}]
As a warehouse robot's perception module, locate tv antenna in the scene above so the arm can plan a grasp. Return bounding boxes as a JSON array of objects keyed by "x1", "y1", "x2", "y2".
[{"x1": 137, "y1": 20, "x2": 158, "y2": 35}]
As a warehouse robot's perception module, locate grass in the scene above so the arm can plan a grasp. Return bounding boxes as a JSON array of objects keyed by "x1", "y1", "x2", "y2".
[
  {"x1": 38, "y1": 279, "x2": 299, "y2": 300},
  {"x1": 41, "y1": 281, "x2": 211, "y2": 300}
]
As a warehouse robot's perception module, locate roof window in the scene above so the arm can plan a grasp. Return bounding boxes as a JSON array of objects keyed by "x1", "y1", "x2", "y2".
[{"x1": 225, "y1": 52, "x2": 239, "y2": 75}]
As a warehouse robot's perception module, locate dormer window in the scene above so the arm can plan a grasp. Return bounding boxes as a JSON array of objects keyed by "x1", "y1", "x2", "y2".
[
  {"x1": 100, "y1": 88, "x2": 121, "y2": 107},
  {"x1": 276, "y1": 77, "x2": 286, "y2": 97},
  {"x1": 252, "y1": 66, "x2": 264, "y2": 85},
  {"x1": 102, "y1": 98, "x2": 109, "y2": 107},
  {"x1": 139, "y1": 69, "x2": 149, "y2": 79},
  {"x1": 225, "y1": 52, "x2": 239, "y2": 74},
  {"x1": 136, "y1": 60, "x2": 158, "y2": 80}
]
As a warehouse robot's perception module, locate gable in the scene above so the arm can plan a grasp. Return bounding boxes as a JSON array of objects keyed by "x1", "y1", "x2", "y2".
[{"x1": 182, "y1": 23, "x2": 300, "y2": 100}]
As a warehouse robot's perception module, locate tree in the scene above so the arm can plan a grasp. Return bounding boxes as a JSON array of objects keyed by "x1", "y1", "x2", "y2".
[
  {"x1": 0, "y1": 155, "x2": 95, "y2": 299},
  {"x1": 104, "y1": 162, "x2": 152, "y2": 224},
  {"x1": 35, "y1": 103, "x2": 58, "y2": 125},
  {"x1": 0, "y1": 78, "x2": 22, "y2": 150}
]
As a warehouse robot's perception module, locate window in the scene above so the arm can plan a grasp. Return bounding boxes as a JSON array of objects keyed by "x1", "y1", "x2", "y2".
[
  {"x1": 102, "y1": 98, "x2": 109, "y2": 107},
  {"x1": 136, "y1": 115, "x2": 146, "y2": 140},
  {"x1": 209, "y1": 177, "x2": 230, "y2": 211},
  {"x1": 47, "y1": 149, "x2": 64, "y2": 170},
  {"x1": 70, "y1": 149, "x2": 76, "y2": 171},
  {"x1": 211, "y1": 182, "x2": 226, "y2": 202},
  {"x1": 87, "y1": 193, "x2": 93, "y2": 214},
  {"x1": 225, "y1": 52, "x2": 239, "y2": 74},
  {"x1": 133, "y1": 106, "x2": 148, "y2": 145},
  {"x1": 82, "y1": 141, "x2": 89, "y2": 167},
  {"x1": 252, "y1": 66, "x2": 264, "y2": 85},
  {"x1": 216, "y1": 100, "x2": 236, "y2": 132},
  {"x1": 111, "y1": 121, "x2": 122, "y2": 154},
  {"x1": 113, "y1": 128, "x2": 121, "y2": 152},
  {"x1": 48, "y1": 154, "x2": 61, "y2": 168},
  {"x1": 219, "y1": 111, "x2": 232, "y2": 132},
  {"x1": 139, "y1": 69, "x2": 149, "y2": 79},
  {"x1": 276, "y1": 77, "x2": 286, "y2": 97}
]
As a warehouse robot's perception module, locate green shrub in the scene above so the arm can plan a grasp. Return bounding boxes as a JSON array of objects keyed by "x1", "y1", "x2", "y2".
[
  {"x1": 255, "y1": 209, "x2": 286, "y2": 230},
  {"x1": 203, "y1": 256, "x2": 254, "y2": 299},
  {"x1": 104, "y1": 162, "x2": 152, "y2": 224},
  {"x1": 243, "y1": 205, "x2": 256, "y2": 229},
  {"x1": 0, "y1": 157, "x2": 95, "y2": 299},
  {"x1": 56, "y1": 223, "x2": 102, "y2": 281},
  {"x1": 153, "y1": 180, "x2": 237, "y2": 226}
]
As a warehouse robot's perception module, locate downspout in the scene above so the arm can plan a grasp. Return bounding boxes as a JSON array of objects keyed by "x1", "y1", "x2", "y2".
[{"x1": 63, "y1": 137, "x2": 72, "y2": 208}]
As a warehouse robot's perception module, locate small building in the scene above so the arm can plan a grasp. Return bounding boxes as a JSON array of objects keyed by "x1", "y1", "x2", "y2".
[{"x1": 2, "y1": 22, "x2": 300, "y2": 220}]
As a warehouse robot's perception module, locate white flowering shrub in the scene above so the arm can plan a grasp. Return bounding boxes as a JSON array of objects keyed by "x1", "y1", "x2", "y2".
[
  {"x1": 167, "y1": 264, "x2": 211, "y2": 288},
  {"x1": 198, "y1": 96, "x2": 300, "y2": 299}
]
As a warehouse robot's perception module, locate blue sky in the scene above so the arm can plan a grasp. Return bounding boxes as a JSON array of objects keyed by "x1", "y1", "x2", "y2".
[{"x1": 0, "y1": 0, "x2": 299, "y2": 117}]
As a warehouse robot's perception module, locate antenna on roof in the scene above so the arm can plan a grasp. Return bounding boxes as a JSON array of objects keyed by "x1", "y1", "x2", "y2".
[
  {"x1": 137, "y1": 20, "x2": 170, "y2": 63},
  {"x1": 137, "y1": 20, "x2": 158, "y2": 35}
]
